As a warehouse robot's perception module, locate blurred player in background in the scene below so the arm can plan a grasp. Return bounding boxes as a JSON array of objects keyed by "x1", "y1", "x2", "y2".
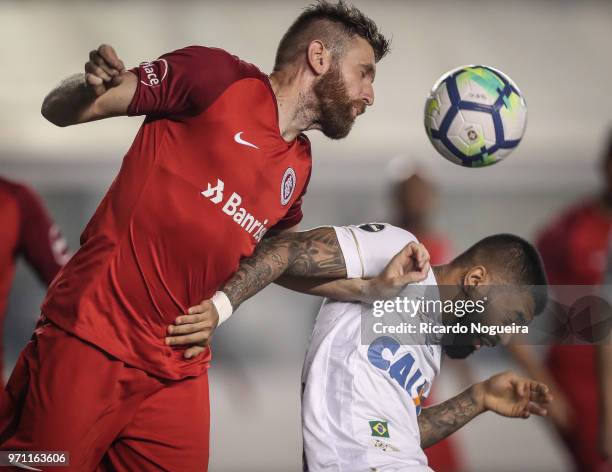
[
  {"x1": 394, "y1": 172, "x2": 464, "y2": 471},
  {"x1": 0, "y1": 2, "x2": 391, "y2": 470},
  {"x1": 0, "y1": 177, "x2": 68, "y2": 381},
  {"x1": 394, "y1": 172, "x2": 453, "y2": 266},
  {"x1": 172, "y1": 223, "x2": 551, "y2": 471},
  {"x1": 508, "y1": 131, "x2": 612, "y2": 471}
]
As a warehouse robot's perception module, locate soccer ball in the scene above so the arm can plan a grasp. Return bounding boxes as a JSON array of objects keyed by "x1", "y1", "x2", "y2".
[{"x1": 424, "y1": 65, "x2": 527, "y2": 167}]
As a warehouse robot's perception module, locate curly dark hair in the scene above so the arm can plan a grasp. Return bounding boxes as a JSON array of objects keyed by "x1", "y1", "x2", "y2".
[
  {"x1": 274, "y1": 0, "x2": 390, "y2": 71},
  {"x1": 454, "y1": 233, "x2": 549, "y2": 316}
]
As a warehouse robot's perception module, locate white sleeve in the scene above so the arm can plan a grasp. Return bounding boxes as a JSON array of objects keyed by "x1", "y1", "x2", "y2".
[{"x1": 333, "y1": 223, "x2": 418, "y2": 279}]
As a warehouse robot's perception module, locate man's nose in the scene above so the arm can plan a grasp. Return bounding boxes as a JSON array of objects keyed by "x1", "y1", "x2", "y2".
[{"x1": 362, "y1": 84, "x2": 374, "y2": 106}]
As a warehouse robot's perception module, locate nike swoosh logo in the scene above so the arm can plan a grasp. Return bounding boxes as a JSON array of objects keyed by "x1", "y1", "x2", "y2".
[{"x1": 234, "y1": 132, "x2": 259, "y2": 149}]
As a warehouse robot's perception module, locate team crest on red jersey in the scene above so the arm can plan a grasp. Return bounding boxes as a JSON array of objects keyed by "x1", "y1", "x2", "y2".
[
  {"x1": 281, "y1": 167, "x2": 296, "y2": 206},
  {"x1": 138, "y1": 59, "x2": 168, "y2": 87}
]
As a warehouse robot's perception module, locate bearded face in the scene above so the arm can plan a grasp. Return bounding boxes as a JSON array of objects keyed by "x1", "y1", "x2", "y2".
[{"x1": 312, "y1": 65, "x2": 366, "y2": 140}]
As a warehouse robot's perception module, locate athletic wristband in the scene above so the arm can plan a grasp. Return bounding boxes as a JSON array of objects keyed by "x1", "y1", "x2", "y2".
[{"x1": 212, "y1": 291, "x2": 233, "y2": 325}]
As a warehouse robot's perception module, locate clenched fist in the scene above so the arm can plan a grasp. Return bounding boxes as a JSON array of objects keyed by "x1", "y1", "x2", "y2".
[
  {"x1": 367, "y1": 241, "x2": 431, "y2": 301},
  {"x1": 85, "y1": 44, "x2": 126, "y2": 96}
]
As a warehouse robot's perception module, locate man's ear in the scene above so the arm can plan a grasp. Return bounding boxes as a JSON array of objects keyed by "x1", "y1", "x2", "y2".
[
  {"x1": 462, "y1": 265, "x2": 491, "y2": 299},
  {"x1": 464, "y1": 266, "x2": 487, "y2": 287},
  {"x1": 307, "y1": 40, "x2": 331, "y2": 76}
]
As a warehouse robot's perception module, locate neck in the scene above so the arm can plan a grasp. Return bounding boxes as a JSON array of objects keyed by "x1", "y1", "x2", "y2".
[
  {"x1": 269, "y1": 68, "x2": 316, "y2": 142},
  {"x1": 432, "y1": 264, "x2": 454, "y2": 285}
]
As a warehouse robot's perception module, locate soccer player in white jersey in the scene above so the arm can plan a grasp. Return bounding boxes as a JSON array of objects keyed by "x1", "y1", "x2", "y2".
[{"x1": 168, "y1": 223, "x2": 552, "y2": 471}]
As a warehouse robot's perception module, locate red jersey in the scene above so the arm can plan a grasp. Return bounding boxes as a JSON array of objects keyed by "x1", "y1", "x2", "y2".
[
  {"x1": 536, "y1": 199, "x2": 610, "y2": 471},
  {"x1": 536, "y1": 199, "x2": 611, "y2": 369},
  {"x1": 42, "y1": 46, "x2": 312, "y2": 380},
  {"x1": 537, "y1": 199, "x2": 612, "y2": 286},
  {"x1": 0, "y1": 177, "x2": 67, "y2": 373}
]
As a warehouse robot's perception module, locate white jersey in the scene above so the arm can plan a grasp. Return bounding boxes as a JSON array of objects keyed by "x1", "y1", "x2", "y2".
[{"x1": 302, "y1": 224, "x2": 442, "y2": 472}]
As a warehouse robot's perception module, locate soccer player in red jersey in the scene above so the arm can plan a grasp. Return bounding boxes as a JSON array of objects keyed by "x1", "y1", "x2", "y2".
[
  {"x1": 0, "y1": 2, "x2": 395, "y2": 470},
  {"x1": 508, "y1": 132, "x2": 612, "y2": 472},
  {"x1": 0, "y1": 177, "x2": 68, "y2": 379}
]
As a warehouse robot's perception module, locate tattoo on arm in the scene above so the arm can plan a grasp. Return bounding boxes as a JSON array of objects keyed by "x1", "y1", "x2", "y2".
[
  {"x1": 418, "y1": 386, "x2": 484, "y2": 449},
  {"x1": 222, "y1": 227, "x2": 346, "y2": 309}
]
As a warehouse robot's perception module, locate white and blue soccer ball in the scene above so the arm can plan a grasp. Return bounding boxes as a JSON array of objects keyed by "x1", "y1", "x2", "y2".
[{"x1": 424, "y1": 65, "x2": 527, "y2": 167}]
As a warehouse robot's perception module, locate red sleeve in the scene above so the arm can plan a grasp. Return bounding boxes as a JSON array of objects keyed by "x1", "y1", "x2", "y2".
[
  {"x1": 15, "y1": 184, "x2": 69, "y2": 285},
  {"x1": 272, "y1": 167, "x2": 312, "y2": 231},
  {"x1": 127, "y1": 46, "x2": 261, "y2": 118}
]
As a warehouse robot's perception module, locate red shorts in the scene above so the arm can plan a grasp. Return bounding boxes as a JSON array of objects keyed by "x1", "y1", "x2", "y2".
[{"x1": 0, "y1": 321, "x2": 209, "y2": 471}]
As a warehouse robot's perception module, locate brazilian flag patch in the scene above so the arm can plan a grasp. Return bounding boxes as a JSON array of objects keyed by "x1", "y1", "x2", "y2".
[{"x1": 369, "y1": 420, "x2": 389, "y2": 438}]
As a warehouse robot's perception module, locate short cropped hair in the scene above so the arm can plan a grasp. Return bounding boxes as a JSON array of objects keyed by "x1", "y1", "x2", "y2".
[
  {"x1": 455, "y1": 234, "x2": 549, "y2": 315},
  {"x1": 274, "y1": 0, "x2": 390, "y2": 71}
]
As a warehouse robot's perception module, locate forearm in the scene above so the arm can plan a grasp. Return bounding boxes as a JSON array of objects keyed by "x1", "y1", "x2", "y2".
[
  {"x1": 222, "y1": 227, "x2": 347, "y2": 309},
  {"x1": 221, "y1": 227, "x2": 429, "y2": 309},
  {"x1": 276, "y1": 275, "x2": 372, "y2": 302},
  {"x1": 41, "y1": 73, "x2": 97, "y2": 126},
  {"x1": 418, "y1": 384, "x2": 485, "y2": 449}
]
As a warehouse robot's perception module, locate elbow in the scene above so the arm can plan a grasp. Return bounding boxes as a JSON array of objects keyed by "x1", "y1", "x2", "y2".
[
  {"x1": 41, "y1": 96, "x2": 69, "y2": 127},
  {"x1": 41, "y1": 111, "x2": 69, "y2": 128}
]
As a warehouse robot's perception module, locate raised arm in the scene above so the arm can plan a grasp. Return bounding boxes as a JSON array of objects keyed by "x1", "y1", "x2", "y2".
[
  {"x1": 220, "y1": 227, "x2": 347, "y2": 310},
  {"x1": 41, "y1": 44, "x2": 136, "y2": 127},
  {"x1": 419, "y1": 371, "x2": 551, "y2": 449},
  {"x1": 215, "y1": 226, "x2": 429, "y2": 310},
  {"x1": 165, "y1": 226, "x2": 430, "y2": 357}
]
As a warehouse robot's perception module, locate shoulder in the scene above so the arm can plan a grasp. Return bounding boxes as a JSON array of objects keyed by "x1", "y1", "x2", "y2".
[
  {"x1": 0, "y1": 177, "x2": 21, "y2": 212},
  {"x1": 334, "y1": 223, "x2": 419, "y2": 278},
  {"x1": 564, "y1": 199, "x2": 601, "y2": 222},
  {"x1": 0, "y1": 176, "x2": 20, "y2": 192},
  {"x1": 0, "y1": 177, "x2": 34, "y2": 201},
  {"x1": 351, "y1": 223, "x2": 418, "y2": 246},
  {"x1": 166, "y1": 45, "x2": 268, "y2": 84},
  {"x1": 541, "y1": 198, "x2": 600, "y2": 236},
  {"x1": 0, "y1": 178, "x2": 45, "y2": 224}
]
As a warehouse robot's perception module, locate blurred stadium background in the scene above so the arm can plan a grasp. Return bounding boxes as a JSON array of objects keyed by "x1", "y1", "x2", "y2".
[{"x1": 2, "y1": 0, "x2": 611, "y2": 470}]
